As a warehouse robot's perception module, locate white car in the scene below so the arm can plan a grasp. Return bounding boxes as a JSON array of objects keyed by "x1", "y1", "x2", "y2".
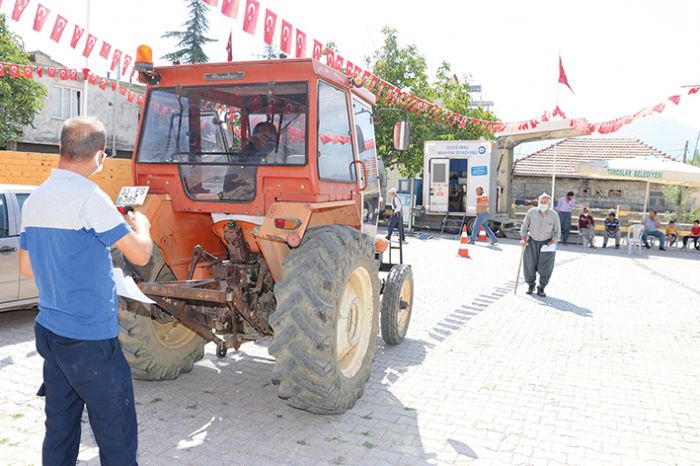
[{"x1": 0, "y1": 185, "x2": 38, "y2": 311}]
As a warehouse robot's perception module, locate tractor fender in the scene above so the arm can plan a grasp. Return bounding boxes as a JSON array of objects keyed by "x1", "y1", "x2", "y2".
[{"x1": 256, "y1": 201, "x2": 361, "y2": 282}]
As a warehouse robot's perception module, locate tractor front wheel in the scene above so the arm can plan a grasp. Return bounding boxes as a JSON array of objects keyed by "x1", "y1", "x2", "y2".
[
  {"x1": 269, "y1": 226, "x2": 379, "y2": 414},
  {"x1": 380, "y1": 264, "x2": 414, "y2": 345}
]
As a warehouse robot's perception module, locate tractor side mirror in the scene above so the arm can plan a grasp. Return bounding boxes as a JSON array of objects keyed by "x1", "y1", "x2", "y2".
[{"x1": 393, "y1": 120, "x2": 410, "y2": 151}]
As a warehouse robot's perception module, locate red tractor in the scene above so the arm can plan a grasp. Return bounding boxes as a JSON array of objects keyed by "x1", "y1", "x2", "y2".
[{"x1": 114, "y1": 46, "x2": 414, "y2": 414}]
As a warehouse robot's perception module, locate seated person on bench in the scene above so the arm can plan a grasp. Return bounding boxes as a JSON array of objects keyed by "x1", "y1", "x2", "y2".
[
  {"x1": 682, "y1": 219, "x2": 700, "y2": 250},
  {"x1": 665, "y1": 220, "x2": 679, "y2": 247}
]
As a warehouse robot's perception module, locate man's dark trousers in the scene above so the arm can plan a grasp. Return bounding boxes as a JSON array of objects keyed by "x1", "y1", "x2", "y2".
[
  {"x1": 35, "y1": 323, "x2": 138, "y2": 466},
  {"x1": 523, "y1": 238, "x2": 556, "y2": 289},
  {"x1": 387, "y1": 212, "x2": 405, "y2": 241}
]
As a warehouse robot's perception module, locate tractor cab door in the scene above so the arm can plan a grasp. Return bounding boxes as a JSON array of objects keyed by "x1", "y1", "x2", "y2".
[{"x1": 352, "y1": 98, "x2": 380, "y2": 237}]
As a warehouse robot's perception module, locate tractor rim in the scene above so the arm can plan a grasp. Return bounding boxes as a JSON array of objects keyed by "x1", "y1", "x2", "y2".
[
  {"x1": 336, "y1": 266, "x2": 373, "y2": 378},
  {"x1": 149, "y1": 265, "x2": 197, "y2": 350},
  {"x1": 397, "y1": 276, "x2": 412, "y2": 331},
  {"x1": 150, "y1": 319, "x2": 197, "y2": 350}
]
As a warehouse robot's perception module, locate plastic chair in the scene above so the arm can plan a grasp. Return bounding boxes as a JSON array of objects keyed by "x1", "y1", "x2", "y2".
[{"x1": 627, "y1": 224, "x2": 645, "y2": 256}]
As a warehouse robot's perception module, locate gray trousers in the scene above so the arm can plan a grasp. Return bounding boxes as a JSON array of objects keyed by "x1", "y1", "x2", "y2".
[
  {"x1": 523, "y1": 238, "x2": 556, "y2": 289},
  {"x1": 558, "y1": 211, "x2": 572, "y2": 242}
]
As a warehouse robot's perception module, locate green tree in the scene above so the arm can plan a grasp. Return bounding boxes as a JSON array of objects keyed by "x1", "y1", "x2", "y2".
[
  {"x1": 367, "y1": 27, "x2": 497, "y2": 177},
  {"x1": 662, "y1": 151, "x2": 700, "y2": 222},
  {"x1": 257, "y1": 44, "x2": 281, "y2": 60},
  {"x1": 0, "y1": 14, "x2": 46, "y2": 149},
  {"x1": 162, "y1": 0, "x2": 214, "y2": 64}
]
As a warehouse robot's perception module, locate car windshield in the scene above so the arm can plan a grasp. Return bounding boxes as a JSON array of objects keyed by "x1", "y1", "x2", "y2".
[{"x1": 137, "y1": 82, "x2": 307, "y2": 166}]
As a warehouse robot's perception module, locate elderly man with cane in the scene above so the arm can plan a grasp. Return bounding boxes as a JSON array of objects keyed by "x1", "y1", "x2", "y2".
[{"x1": 518, "y1": 193, "x2": 561, "y2": 297}]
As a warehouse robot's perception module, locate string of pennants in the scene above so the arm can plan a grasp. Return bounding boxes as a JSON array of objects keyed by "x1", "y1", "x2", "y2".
[
  {"x1": 0, "y1": 61, "x2": 145, "y2": 106},
  {"x1": 204, "y1": 0, "x2": 565, "y2": 134},
  {"x1": 569, "y1": 85, "x2": 700, "y2": 135},
  {"x1": 1, "y1": 0, "x2": 135, "y2": 78}
]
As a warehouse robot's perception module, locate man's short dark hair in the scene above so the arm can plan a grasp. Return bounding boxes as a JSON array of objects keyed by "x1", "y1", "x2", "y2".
[
  {"x1": 608, "y1": 211, "x2": 615, "y2": 216},
  {"x1": 650, "y1": 210, "x2": 657, "y2": 215},
  {"x1": 567, "y1": 191, "x2": 574, "y2": 196},
  {"x1": 59, "y1": 117, "x2": 106, "y2": 161}
]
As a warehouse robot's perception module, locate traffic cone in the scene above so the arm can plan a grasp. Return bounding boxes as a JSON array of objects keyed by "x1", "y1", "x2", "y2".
[
  {"x1": 478, "y1": 226, "x2": 487, "y2": 242},
  {"x1": 458, "y1": 225, "x2": 470, "y2": 258}
]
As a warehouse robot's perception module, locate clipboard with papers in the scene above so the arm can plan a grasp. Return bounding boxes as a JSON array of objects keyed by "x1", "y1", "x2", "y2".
[{"x1": 540, "y1": 243, "x2": 557, "y2": 253}]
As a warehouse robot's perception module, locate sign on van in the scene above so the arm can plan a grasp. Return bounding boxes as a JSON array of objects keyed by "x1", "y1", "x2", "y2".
[{"x1": 471, "y1": 166, "x2": 488, "y2": 176}]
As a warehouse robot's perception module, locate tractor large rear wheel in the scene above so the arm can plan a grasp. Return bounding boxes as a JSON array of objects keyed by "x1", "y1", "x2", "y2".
[
  {"x1": 269, "y1": 226, "x2": 379, "y2": 414},
  {"x1": 114, "y1": 246, "x2": 205, "y2": 381}
]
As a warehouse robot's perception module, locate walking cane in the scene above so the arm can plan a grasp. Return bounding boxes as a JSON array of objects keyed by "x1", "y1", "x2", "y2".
[{"x1": 514, "y1": 244, "x2": 526, "y2": 295}]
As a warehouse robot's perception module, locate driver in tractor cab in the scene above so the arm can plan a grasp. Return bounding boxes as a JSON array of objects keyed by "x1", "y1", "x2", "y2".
[{"x1": 242, "y1": 121, "x2": 278, "y2": 160}]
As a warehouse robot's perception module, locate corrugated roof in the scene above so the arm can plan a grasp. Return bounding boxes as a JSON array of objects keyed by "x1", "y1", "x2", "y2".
[{"x1": 513, "y1": 138, "x2": 672, "y2": 177}]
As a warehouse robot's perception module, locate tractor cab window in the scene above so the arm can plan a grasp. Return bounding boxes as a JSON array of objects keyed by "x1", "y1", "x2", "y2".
[
  {"x1": 136, "y1": 82, "x2": 307, "y2": 202},
  {"x1": 317, "y1": 81, "x2": 355, "y2": 182}
]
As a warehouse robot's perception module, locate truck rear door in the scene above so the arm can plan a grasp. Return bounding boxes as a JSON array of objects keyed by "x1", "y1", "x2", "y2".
[
  {"x1": 0, "y1": 192, "x2": 19, "y2": 305},
  {"x1": 428, "y1": 158, "x2": 449, "y2": 214}
]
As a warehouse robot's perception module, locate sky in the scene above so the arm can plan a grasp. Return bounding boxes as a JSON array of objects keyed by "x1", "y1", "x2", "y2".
[{"x1": 4, "y1": 0, "x2": 700, "y2": 158}]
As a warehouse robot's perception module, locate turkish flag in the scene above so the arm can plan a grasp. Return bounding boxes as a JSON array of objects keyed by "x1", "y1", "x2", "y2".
[
  {"x1": 668, "y1": 95, "x2": 681, "y2": 105},
  {"x1": 136, "y1": 95, "x2": 145, "y2": 107},
  {"x1": 110, "y1": 49, "x2": 122, "y2": 72},
  {"x1": 50, "y1": 15, "x2": 68, "y2": 42},
  {"x1": 335, "y1": 55, "x2": 344, "y2": 71},
  {"x1": 361, "y1": 70, "x2": 370, "y2": 86},
  {"x1": 221, "y1": 0, "x2": 240, "y2": 18},
  {"x1": 295, "y1": 29, "x2": 306, "y2": 58},
  {"x1": 325, "y1": 48, "x2": 335, "y2": 68},
  {"x1": 312, "y1": 39, "x2": 322, "y2": 61},
  {"x1": 89, "y1": 73, "x2": 98, "y2": 85},
  {"x1": 0, "y1": 65, "x2": 5, "y2": 77},
  {"x1": 32, "y1": 4, "x2": 50, "y2": 32},
  {"x1": 59, "y1": 68, "x2": 68, "y2": 80},
  {"x1": 127, "y1": 91, "x2": 135, "y2": 104},
  {"x1": 375, "y1": 81, "x2": 386, "y2": 98},
  {"x1": 9, "y1": 64, "x2": 20, "y2": 78},
  {"x1": 69, "y1": 69, "x2": 77, "y2": 80},
  {"x1": 82, "y1": 68, "x2": 89, "y2": 80},
  {"x1": 99, "y1": 78, "x2": 108, "y2": 90},
  {"x1": 368, "y1": 76, "x2": 378, "y2": 91},
  {"x1": 99, "y1": 42, "x2": 111, "y2": 60},
  {"x1": 345, "y1": 61, "x2": 354, "y2": 77},
  {"x1": 226, "y1": 32, "x2": 232, "y2": 61},
  {"x1": 122, "y1": 55, "x2": 132, "y2": 75},
  {"x1": 202, "y1": 0, "x2": 218, "y2": 5},
  {"x1": 11, "y1": 0, "x2": 30, "y2": 22},
  {"x1": 558, "y1": 55, "x2": 574, "y2": 94},
  {"x1": 118, "y1": 86, "x2": 127, "y2": 96},
  {"x1": 71, "y1": 25, "x2": 85, "y2": 49},
  {"x1": 111, "y1": 81, "x2": 117, "y2": 91},
  {"x1": 263, "y1": 9, "x2": 277, "y2": 45},
  {"x1": 242, "y1": 0, "x2": 259, "y2": 35},
  {"x1": 47, "y1": 67, "x2": 56, "y2": 78},
  {"x1": 279, "y1": 20, "x2": 292, "y2": 54},
  {"x1": 82, "y1": 34, "x2": 97, "y2": 57},
  {"x1": 35, "y1": 66, "x2": 43, "y2": 77},
  {"x1": 23, "y1": 66, "x2": 33, "y2": 79}
]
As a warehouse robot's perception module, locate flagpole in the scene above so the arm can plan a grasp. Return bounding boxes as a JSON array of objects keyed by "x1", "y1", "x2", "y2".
[
  {"x1": 82, "y1": 0, "x2": 90, "y2": 116},
  {"x1": 551, "y1": 53, "x2": 560, "y2": 198}
]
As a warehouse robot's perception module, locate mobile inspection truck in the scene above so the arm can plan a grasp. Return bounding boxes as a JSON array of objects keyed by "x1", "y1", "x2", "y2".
[{"x1": 414, "y1": 140, "x2": 515, "y2": 235}]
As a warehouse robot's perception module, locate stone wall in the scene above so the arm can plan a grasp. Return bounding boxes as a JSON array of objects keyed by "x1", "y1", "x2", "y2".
[{"x1": 513, "y1": 175, "x2": 674, "y2": 211}]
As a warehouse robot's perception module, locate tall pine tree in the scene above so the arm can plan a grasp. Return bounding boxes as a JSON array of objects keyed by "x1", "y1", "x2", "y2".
[{"x1": 161, "y1": 0, "x2": 214, "y2": 64}]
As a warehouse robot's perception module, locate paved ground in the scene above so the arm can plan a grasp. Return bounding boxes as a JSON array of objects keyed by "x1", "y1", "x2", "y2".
[{"x1": 1, "y1": 235, "x2": 699, "y2": 465}]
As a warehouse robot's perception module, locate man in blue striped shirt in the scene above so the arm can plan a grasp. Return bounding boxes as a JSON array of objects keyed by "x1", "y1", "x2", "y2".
[
  {"x1": 18, "y1": 117, "x2": 153, "y2": 466},
  {"x1": 603, "y1": 212, "x2": 621, "y2": 248}
]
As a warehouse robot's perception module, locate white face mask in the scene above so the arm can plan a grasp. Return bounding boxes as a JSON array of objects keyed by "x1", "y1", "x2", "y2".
[{"x1": 537, "y1": 203, "x2": 550, "y2": 212}]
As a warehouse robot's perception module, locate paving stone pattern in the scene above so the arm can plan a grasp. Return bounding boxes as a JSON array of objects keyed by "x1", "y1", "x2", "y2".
[{"x1": 1, "y1": 235, "x2": 699, "y2": 465}]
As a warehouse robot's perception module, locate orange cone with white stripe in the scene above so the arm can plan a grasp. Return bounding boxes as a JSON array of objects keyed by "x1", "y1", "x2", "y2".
[
  {"x1": 478, "y1": 226, "x2": 487, "y2": 242},
  {"x1": 458, "y1": 225, "x2": 470, "y2": 258}
]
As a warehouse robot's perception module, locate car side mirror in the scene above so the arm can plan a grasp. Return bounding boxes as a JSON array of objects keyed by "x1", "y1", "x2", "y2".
[{"x1": 393, "y1": 120, "x2": 410, "y2": 151}]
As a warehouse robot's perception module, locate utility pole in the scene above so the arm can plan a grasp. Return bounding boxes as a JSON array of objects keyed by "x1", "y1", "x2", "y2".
[
  {"x1": 111, "y1": 59, "x2": 121, "y2": 156},
  {"x1": 683, "y1": 140, "x2": 689, "y2": 163},
  {"x1": 81, "y1": 0, "x2": 90, "y2": 116}
]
